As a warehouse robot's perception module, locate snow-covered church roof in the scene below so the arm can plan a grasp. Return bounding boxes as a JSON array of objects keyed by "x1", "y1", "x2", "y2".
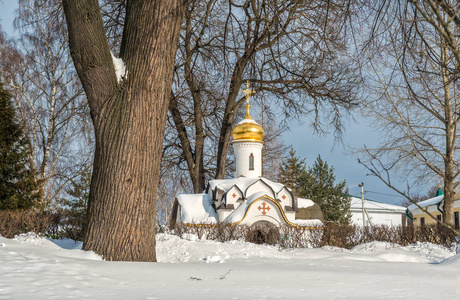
[
  {"x1": 176, "y1": 177, "x2": 323, "y2": 228},
  {"x1": 176, "y1": 193, "x2": 217, "y2": 225},
  {"x1": 207, "y1": 177, "x2": 287, "y2": 198}
]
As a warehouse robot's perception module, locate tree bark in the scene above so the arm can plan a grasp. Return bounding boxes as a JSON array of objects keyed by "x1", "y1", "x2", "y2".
[
  {"x1": 441, "y1": 45, "x2": 455, "y2": 226},
  {"x1": 63, "y1": 0, "x2": 185, "y2": 261}
]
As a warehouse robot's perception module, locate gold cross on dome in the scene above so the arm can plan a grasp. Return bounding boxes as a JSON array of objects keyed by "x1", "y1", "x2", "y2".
[{"x1": 241, "y1": 80, "x2": 256, "y2": 104}]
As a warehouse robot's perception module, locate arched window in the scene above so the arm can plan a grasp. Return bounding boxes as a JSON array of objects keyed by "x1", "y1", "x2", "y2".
[{"x1": 249, "y1": 153, "x2": 254, "y2": 170}]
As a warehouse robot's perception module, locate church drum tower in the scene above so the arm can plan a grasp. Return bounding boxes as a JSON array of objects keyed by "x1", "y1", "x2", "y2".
[{"x1": 231, "y1": 81, "x2": 265, "y2": 178}]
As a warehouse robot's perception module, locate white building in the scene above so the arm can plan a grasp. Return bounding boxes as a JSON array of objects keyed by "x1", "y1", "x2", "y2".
[
  {"x1": 174, "y1": 82, "x2": 322, "y2": 229},
  {"x1": 349, "y1": 197, "x2": 406, "y2": 227}
]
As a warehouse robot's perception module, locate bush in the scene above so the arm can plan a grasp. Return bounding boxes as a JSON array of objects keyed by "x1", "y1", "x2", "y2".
[
  {"x1": 413, "y1": 224, "x2": 457, "y2": 246},
  {"x1": 0, "y1": 210, "x2": 59, "y2": 238},
  {"x1": 168, "y1": 222, "x2": 458, "y2": 249},
  {"x1": 0, "y1": 209, "x2": 86, "y2": 241},
  {"x1": 1, "y1": 210, "x2": 456, "y2": 248},
  {"x1": 171, "y1": 222, "x2": 249, "y2": 242},
  {"x1": 320, "y1": 222, "x2": 362, "y2": 249}
]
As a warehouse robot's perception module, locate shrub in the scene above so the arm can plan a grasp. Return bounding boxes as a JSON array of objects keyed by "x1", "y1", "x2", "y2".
[
  {"x1": 2, "y1": 211, "x2": 457, "y2": 248},
  {"x1": 0, "y1": 209, "x2": 86, "y2": 241},
  {"x1": 169, "y1": 222, "x2": 458, "y2": 249},
  {"x1": 320, "y1": 222, "x2": 362, "y2": 249},
  {"x1": 0, "y1": 210, "x2": 58, "y2": 238}
]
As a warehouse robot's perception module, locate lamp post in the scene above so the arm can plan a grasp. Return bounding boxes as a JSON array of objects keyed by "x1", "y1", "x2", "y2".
[{"x1": 359, "y1": 182, "x2": 365, "y2": 228}]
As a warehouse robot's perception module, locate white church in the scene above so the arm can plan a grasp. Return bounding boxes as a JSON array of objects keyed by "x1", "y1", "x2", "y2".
[{"x1": 174, "y1": 82, "x2": 323, "y2": 229}]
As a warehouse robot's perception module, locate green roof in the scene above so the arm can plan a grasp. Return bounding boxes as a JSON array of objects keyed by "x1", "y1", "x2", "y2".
[{"x1": 435, "y1": 187, "x2": 443, "y2": 197}]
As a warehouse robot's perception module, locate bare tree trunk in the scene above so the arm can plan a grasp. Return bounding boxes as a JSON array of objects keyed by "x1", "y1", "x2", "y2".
[
  {"x1": 215, "y1": 113, "x2": 236, "y2": 179},
  {"x1": 168, "y1": 8, "x2": 207, "y2": 193},
  {"x1": 168, "y1": 93, "x2": 205, "y2": 193},
  {"x1": 215, "y1": 69, "x2": 248, "y2": 179},
  {"x1": 441, "y1": 45, "x2": 455, "y2": 226},
  {"x1": 63, "y1": 0, "x2": 185, "y2": 261}
]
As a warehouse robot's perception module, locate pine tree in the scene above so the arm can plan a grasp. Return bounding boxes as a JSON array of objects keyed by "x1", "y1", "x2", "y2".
[
  {"x1": 278, "y1": 152, "x2": 351, "y2": 224},
  {"x1": 61, "y1": 166, "x2": 90, "y2": 219},
  {"x1": 300, "y1": 155, "x2": 351, "y2": 224},
  {"x1": 0, "y1": 83, "x2": 38, "y2": 210},
  {"x1": 60, "y1": 166, "x2": 91, "y2": 241},
  {"x1": 278, "y1": 149, "x2": 307, "y2": 196}
]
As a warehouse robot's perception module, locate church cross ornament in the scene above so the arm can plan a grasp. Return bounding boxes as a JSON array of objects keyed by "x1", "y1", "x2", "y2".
[
  {"x1": 241, "y1": 80, "x2": 256, "y2": 104},
  {"x1": 258, "y1": 201, "x2": 270, "y2": 215}
]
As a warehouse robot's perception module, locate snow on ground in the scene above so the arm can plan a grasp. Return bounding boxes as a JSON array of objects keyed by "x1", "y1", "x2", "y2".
[{"x1": 0, "y1": 232, "x2": 459, "y2": 299}]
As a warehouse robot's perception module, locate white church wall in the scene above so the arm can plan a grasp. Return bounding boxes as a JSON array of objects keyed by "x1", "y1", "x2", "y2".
[
  {"x1": 284, "y1": 211, "x2": 296, "y2": 222},
  {"x1": 239, "y1": 198, "x2": 284, "y2": 227},
  {"x1": 276, "y1": 188, "x2": 293, "y2": 209},
  {"x1": 233, "y1": 141, "x2": 263, "y2": 178},
  {"x1": 225, "y1": 186, "x2": 242, "y2": 206},
  {"x1": 218, "y1": 209, "x2": 233, "y2": 222}
]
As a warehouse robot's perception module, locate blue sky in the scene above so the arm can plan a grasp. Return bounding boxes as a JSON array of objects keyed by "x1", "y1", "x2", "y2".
[
  {"x1": 0, "y1": 1, "x2": 16, "y2": 36},
  {"x1": 281, "y1": 115, "x2": 409, "y2": 204},
  {"x1": 0, "y1": 1, "x2": 417, "y2": 205}
]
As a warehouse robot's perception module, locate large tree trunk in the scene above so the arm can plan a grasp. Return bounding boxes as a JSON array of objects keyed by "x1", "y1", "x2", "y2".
[{"x1": 63, "y1": 0, "x2": 185, "y2": 261}]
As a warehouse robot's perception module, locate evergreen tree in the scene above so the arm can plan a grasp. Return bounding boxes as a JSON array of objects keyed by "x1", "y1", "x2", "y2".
[
  {"x1": 0, "y1": 83, "x2": 38, "y2": 210},
  {"x1": 300, "y1": 155, "x2": 351, "y2": 224},
  {"x1": 61, "y1": 166, "x2": 90, "y2": 219},
  {"x1": 278, "y1": 151, "x2": 351, "y2": 224},
  {"x1": 278, "y1": 149, "x2": 306, "y2": 196},
  {"x1": 60, "y1": 166, "x2": 91, "y2": 241}
]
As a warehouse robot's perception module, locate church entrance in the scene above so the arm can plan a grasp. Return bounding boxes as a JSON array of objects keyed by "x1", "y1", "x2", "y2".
[{"x1": 246, "y1": 221, "x2": 280, "y2": 245}]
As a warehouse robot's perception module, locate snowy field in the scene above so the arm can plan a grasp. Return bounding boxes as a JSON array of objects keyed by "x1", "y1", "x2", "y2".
[{"x1": 1, "y1": 233, "x2": 459, "y2": 300}]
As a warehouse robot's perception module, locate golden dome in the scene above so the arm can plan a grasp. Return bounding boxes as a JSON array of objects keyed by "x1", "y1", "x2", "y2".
[{"x1": 232, "y1": 103, "x2": 265, "y2": 142}]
